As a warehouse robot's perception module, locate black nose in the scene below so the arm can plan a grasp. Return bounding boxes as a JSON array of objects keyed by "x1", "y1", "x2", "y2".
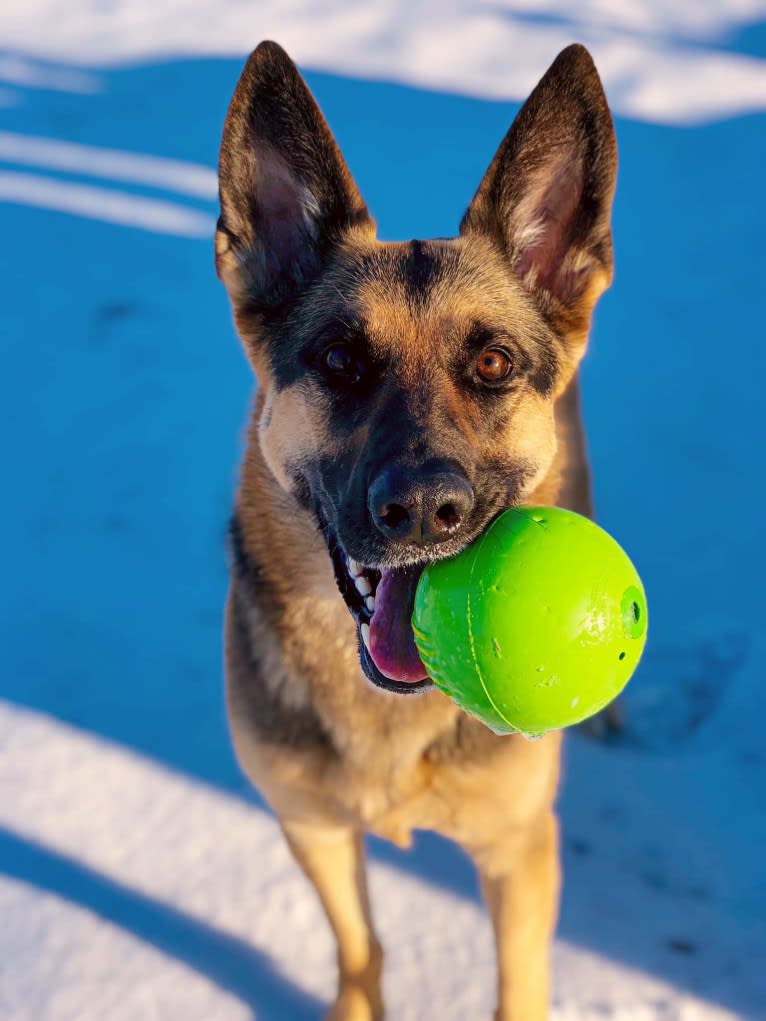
[{"x1": 368, "y1": 463, "x2": 475, "y2": 546}]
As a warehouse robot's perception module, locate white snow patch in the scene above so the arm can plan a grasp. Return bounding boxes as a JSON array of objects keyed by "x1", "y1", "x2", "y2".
[
  {"x1": 0, "y1": 132, "x2": 217, "y2": 199},
  {"x1": 0, "y1": 702, "x2": 743, "y2": 1020},
  {"x1": 0, "y1": 53, "x2": 100, "y2": 93},
  {"x1": 0, "y1": 171, "x2": 215, "y2": 236},
  {"x1": 0, "y1": 0, "x2": 765, "y2": 123}
]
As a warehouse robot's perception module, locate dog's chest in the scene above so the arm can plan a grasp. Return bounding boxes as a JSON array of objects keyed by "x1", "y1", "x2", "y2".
[{"x1": 228, "y1": 572, "x2": 559, "y2": 848}]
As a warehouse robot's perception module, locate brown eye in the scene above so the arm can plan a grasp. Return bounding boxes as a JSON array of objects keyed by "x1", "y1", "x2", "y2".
[
  {"x1": 476, "y1": 347, "x2": 513, "y2": 383},
  {"x1": 323, "y1": 344, "x2": 364, "y2": 383}
]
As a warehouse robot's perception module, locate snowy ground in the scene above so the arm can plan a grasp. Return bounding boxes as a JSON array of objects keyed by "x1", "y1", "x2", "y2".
[{"x1": 1, "y1": 3, "x2": 765, "y2": 1019}]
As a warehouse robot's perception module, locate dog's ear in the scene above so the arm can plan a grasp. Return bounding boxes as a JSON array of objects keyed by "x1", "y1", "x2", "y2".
[
  {"x1": 461, "y1": 45, "x2": 617, "y2": 332},
  {"x1": 216, "y1": 41, "x2": 374, "y2": 308}
]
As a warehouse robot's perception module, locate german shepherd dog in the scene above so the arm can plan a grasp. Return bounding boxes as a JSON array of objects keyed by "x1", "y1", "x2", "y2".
[{"x1": 216, "y1": 40, "x2": 616, "y2": 1021}]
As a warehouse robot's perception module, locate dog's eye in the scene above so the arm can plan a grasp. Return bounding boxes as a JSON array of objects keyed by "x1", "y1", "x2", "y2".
[
  {"x1": 476, "y1": 348, "x2": 513, "y2": 384},
  {"x1": 322, "y1": 344, "x2": 366, "y2": 384}
]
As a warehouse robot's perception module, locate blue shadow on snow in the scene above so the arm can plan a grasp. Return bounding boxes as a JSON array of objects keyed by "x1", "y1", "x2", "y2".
[{"x1": 0, "y1": 826, "x2": 321, "y2": 1020}]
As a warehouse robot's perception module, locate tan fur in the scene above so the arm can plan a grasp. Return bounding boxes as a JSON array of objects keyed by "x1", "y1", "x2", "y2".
[
  {"x1": 226, "y1": 370, "x2": 586, "y2": 1020},
  {"x1": 218, "y1": 41, "x2": 616, "y2": 1021}
]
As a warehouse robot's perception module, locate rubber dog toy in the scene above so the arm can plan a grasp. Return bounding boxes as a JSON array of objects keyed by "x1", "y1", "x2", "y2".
[{"x1": 412, "y1": 506, "x2": 647, "y2": 736}]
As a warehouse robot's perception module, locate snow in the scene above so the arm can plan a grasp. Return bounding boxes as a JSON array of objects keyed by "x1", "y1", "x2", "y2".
[
  {"x1": 1, "y1": 2, "x2": 765, "y2": 1019},
  {"x1": 0, "y1": 132, "x2": 217, "y2": 199},
  {"x1": 3, "y1": 1, "x2": 766, "y2": 123},
  {"x1": 0, "y1": 702, "x2": 751, "y2": 1020},
  {"x1": 0, "y1": 171, "x2": 215, "y2": 236}
]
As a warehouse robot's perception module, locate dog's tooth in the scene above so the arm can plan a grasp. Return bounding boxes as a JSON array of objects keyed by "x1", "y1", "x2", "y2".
[
  {"x1": 366, "y1": 595, "x2": 375, "y2": 614},
  {"x1": 360, "y1": 622, "x2": 370, "y2": 651},
  {"x1": 348, "y1": 558, "x2": 362, "y2": 577},
  {"x1": 354, "y1": 575, "x2": 372, "y2": 597}
]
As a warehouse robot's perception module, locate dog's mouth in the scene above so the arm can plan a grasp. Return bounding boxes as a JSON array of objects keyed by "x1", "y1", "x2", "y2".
[{"x1": 325, "y1": 532, "x2": 432, "y2": 694}]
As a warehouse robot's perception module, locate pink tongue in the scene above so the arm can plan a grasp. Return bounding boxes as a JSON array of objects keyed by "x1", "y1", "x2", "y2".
[{"x1": 368, "y1": 567, "x2": 428, "y2": 683}]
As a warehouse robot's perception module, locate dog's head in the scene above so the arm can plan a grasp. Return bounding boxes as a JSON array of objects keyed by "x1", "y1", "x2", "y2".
[{"x1": 217, "y1": 41, "x2": 616, "y2": 693}]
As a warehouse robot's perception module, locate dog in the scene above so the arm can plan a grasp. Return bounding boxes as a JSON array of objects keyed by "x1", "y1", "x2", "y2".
[{"x1": 216, "y1": 40, "x2": 616, "y2": 1021}]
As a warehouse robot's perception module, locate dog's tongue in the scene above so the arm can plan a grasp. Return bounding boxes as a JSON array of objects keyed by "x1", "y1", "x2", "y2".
[{"x1": 368, "y1": 567, "x2": 428, "y2": 683}]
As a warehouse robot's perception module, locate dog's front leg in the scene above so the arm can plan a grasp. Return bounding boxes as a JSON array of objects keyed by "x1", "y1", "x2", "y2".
[
  {"x1": 474, "y1": 811, "x2": 561, "y2": 1021},
  {"x1": 282, "y1": 821, "x2": 384, "y2": 1021}
]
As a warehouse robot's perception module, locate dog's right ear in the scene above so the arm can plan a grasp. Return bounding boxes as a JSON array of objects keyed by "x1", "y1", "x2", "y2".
[
  {"x1": 460, "y1": 45, "x2": 617, "y2": 337},
  {"x1": 216, "y1": 41, "x2": 374, "y2": 309}
]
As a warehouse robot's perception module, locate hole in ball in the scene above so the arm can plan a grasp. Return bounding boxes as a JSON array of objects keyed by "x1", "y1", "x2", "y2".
[
  {"x1": 630, "y1": 601, "x2": 641, "y2": 623},
  {"x1": 619, "y1": 651, "x2": 626, "y2": 661}
]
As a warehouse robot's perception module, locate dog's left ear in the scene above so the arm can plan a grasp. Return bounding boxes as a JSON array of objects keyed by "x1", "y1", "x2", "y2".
[
  {"x1": 216, "y1": 41, "x2": 374, "y2": 309},
  {"x1": 461, "y1": 44, "x2": 617, "y2": 332}
]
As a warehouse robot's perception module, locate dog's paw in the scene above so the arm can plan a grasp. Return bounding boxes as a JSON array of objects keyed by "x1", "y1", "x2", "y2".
[{"x1": 324, "y1": 985, "x2": 384, "y2": 1021}]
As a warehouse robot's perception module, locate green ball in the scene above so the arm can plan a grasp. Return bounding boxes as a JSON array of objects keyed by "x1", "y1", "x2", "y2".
[{"x1": 412, "y1": 506, "x2": 647, "y2": 736}]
